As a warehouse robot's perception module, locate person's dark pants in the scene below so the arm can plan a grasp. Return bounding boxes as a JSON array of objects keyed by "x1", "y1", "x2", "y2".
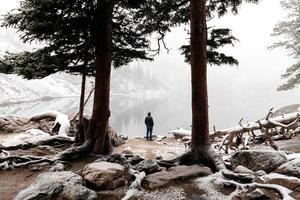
[{"x1": 146, "y1": 126, "x2": 153, "y2": 141}]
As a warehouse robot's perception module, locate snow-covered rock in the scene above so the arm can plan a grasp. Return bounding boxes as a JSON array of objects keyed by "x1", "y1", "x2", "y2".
[
  {"x1": 245, "y1": 188, "x2": 268, "y2": 200},
  {"x1": 15, "y1": 171, "x2": 97, "y2": 200},
  {"x1": 275, "y1": 158, "x2": 300, "y2": 178},
  {"x1": 233, "y1": 165, "x2": 255, "y2": 175},
  {"x1": 133, "y1": 160, "x2": 161, "y2": 175},
  {"x1": 168, "y1": 128, "x2": 191, "y2": 139},
  {"x1": 95, "y1": 153, "x2": 127, "y2": 165},
  {"x1": 143, "y1": 165, "x2": 212, "y2": 189},
  {"x1": 82, "y1": 162, "x2": 127, "y2": 190},
  {"x1": 230, "y1": 150, "x2": 288, "y2": 173}
]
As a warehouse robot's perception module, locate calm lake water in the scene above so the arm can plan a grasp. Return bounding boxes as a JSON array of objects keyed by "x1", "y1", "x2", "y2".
[{"x1": 2, "y1": 84, "x2": 300, "y2": 138}]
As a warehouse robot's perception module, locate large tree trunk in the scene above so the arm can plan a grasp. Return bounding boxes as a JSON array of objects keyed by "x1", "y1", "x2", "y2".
[
  {"x1": 190, "y1": 0, "x2": 209, "y2": 151},
  {"x1": 85, "y1": 0, "x2": 113, "y2": 154}
]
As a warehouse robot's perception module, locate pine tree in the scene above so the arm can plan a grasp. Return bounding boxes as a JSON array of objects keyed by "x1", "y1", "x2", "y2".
[
  {"x1": 137, "y1": 0, "x2": 259, "y2": 161},
  {"x1": 271, "y1": 0, "x2": 300, "y2": 90},
  {"x1": 0, "y1": 0, "x2": 260, "y2": 158},
  {"x1": 0, "y1": 0, "x2": 153, "y2": 155}
]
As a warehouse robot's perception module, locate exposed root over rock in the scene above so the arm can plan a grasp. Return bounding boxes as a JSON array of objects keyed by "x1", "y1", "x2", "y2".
[
  {"x1": 121, "y1": 169, "x2": 146, "y2": 200},
  {"x1": 158, "y1": 147, "x2": 223, "y2": 173}
]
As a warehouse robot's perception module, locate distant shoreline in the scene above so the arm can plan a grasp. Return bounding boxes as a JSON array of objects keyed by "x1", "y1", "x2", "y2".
[{"x1": 0, "y1": 96, "x2": 79, "y2": 107}]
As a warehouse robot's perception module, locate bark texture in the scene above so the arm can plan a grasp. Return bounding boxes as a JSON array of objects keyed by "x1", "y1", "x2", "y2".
[
  {"x1": 190, "y1": 0, "x2": 209, "y2": 150},
  {"x1": 85, "y1": 0, "x2": 113, "y2": 154}
]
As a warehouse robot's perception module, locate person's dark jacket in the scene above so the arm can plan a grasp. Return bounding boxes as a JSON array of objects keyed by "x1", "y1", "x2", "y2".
[{"x1": 145, "y1": 116, "x2": 154, "y2": 127}]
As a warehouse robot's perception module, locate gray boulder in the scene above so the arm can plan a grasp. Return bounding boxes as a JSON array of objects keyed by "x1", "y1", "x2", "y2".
[
  {"x1": 15, "y1": 171, "x2": 97, "y2": 200},
  {"x1": 246, "y1": 188, "x2": 270, "y2": 200},
  {"x1": 143, "y1": 165, "x2": 212, "y2": 189},
  {"x1": 49, "y1": 162, "x2": 66, "y2": 172},
  {"x1": 275, "y1": 158, "x2": 300, "y2": 178},
  {"x1": 255, "y1": 170, "x2": 267, "y2": 176},
  {"x1": 231, "y1": 150, "x2": 287, "y2": 173},
  {"x1": 234, "y1": 165, "x2": 255, "y2": 175},
  {"x1": 95, "y1": 153, "x2": 127, "y2": 165},
  {"x1": 128, "y1": 155, "x2": 144, "y2": 165},
  {"x1": 82, "y1": 161, "x2": 127, "y2": 190},
  {"x1": 222, "y1": 169, "x2": 255, "y2": 183},
  {"x1": 133, "y1": 159, "x2": 161, "y2": 174}
]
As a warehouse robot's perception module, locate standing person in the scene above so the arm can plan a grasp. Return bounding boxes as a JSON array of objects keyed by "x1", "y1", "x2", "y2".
[{"x1": 144, "y1": 112, "x2": 154, "y2": 141}]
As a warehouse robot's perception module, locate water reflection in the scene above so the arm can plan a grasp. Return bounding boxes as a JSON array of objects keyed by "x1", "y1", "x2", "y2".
[
  {"x1": 1, "y1": 86, "x2": 299, "y2": 138},
  {"x1": 0, "y1": 94, "x2": 192, "y2": 137}
]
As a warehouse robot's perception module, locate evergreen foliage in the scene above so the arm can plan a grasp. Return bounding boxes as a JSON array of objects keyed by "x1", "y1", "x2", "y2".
[
  {"x1": 134, "y1": 0, "x2": 260, "y2": 66},
  {"x1": 0, "y1": 0, "x2": 259, "y2": 79},
  {"x1": 0, "y1": 0, "x2": 152, "y2": 79},
  {"x1": 271, "y1": 0, "x2": 300, "y2": 90}
]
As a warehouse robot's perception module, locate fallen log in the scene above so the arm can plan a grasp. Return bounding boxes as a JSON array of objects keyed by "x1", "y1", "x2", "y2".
[
  {"x1": 30, "y1": 110, "x2": 70, "y2": 136},
  {"x1": 169, "y1": 107, "x2": 300, "y2": 153},
  {"x1": 210, "y1": 110, "x2": 300, "y2": 139},
  {"x1": 168, "y1": 128, "x2": 191, "y2": 139}
]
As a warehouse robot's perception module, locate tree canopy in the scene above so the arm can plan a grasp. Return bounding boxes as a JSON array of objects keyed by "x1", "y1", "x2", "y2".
[
  {"x1": 0, "y1": 0, "x2": 261, "y2": 155},
  {"x1": 0, "y1": 0, "x2": 152, "y2": 79},
  {"x1": 271, "y1": 0, "x2": 300, "y2": 90},
  {"x1": 0, "y1": 0, "x2": 260, "y2": 79}
]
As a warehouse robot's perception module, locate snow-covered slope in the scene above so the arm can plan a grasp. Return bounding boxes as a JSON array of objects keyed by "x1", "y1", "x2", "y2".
[
  {"x1": 0, "y1": 73, "x2": 82, "y2": 105},
  {"x1": 0, "y1": 66, "x2": 167, "y2": 106}
]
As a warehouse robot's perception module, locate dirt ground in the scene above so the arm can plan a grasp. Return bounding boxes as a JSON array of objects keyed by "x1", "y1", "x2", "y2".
[
  {"x1": 0, "y1": 134, "x2": 299, "y2": 200},
  {"x1": 0, "y1": 154, "x2": 98, "y2": 200},
  {"x1": 0, "y1": 136, "x2": 185, "y2": 200}
]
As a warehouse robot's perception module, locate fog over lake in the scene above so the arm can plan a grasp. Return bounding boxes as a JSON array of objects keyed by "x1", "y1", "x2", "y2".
[{"x1": 0, "y1": 0, "x2": 299, "y2": 137}]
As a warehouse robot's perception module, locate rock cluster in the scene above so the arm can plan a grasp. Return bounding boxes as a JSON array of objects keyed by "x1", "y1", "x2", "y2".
[
  {"x1": 15, "y1": 149, "x2": 300, "y2": 200},
  {"x1": 15, "y1": 171, "x2": 97, "y2": 200}
]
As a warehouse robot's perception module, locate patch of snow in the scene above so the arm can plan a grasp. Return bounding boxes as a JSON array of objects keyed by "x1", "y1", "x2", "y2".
[
  {"x1": 142, "y1": 186, "x2": 185, "y2": 200},
  {"x1": 0, "y1": 129, "x2": 74, "y2": 148},
  {"x1": 0, "y1": 129, "x2": 51, "y2": 147},
  {"x1": 168, "y1": 128, "x2": 191, "y2": 135},
  {"x1": 194, "y1": 172, "x2": 229, "y2": 200},
  {"x1": 53, "y1": 111, "x2": 70, "y2": 136},
  {"x1": 286, "y1": 153, "x2": 300, "y2": 161}
]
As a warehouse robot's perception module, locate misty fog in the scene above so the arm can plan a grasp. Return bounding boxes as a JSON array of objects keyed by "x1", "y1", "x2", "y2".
[{"x1": 0, "y1": 0, "x2": 299, "y2": 137}]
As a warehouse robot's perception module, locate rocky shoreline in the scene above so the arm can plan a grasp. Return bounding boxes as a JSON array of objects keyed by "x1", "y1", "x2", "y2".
[{"x1": 0, "y1": 113, "x2": 300, "y2": 199}]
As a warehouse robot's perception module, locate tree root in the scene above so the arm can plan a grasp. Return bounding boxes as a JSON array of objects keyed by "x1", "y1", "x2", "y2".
[
  {"x1": 0, "y1": 154, "x2": 55, "y2": 169},
  {"x1": 223, "y1": 179, "x2": 294, "y2": 200},
  {"x1": 55, "y1": 142, "x2": 93, "y2": 161},
  {"x1": 122, "y1": 169, "x2": 146, "y2": 200},
  {"x1": 157, "y1": 147, "x2": 222, "y2": 173}
]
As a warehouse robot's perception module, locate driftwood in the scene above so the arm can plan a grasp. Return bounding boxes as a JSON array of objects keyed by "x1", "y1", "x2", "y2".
[
  {"x1": 211, "y1": 108, "x2": 300, "y2": 139},
  {"x1": 30, "y1": 110, "x2": 70, "y2": 136},
  {"x1": 214, "y1": 108, "x2": 300, "y2": 153},
  {"x1": 169, "y1": 107, "x2": 300, "y2": 154}
]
